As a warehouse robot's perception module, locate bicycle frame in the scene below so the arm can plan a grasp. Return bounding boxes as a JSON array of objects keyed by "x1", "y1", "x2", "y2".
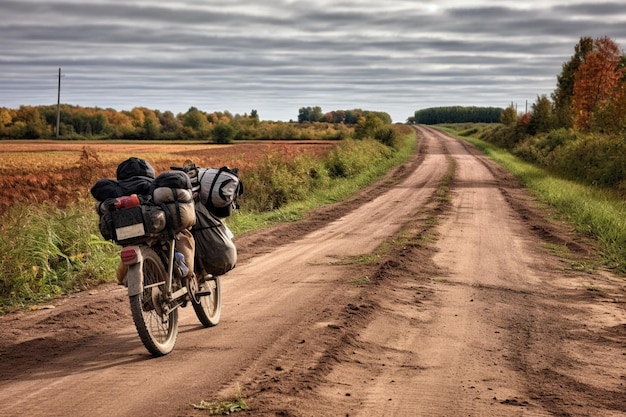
[{"x1": 121, "y1": 239, "x2": 188, "y2": 312}]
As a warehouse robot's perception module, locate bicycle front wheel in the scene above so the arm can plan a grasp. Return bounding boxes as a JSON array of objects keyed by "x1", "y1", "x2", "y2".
[
  {"x1": 190, "y1": 274, "x2": 221, "y2": 327},
  {"x1": 129, "y1": 247, "x2": 178, "y2": 356}
]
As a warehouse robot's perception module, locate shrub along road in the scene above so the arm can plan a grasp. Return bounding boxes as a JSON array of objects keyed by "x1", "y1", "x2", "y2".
[{"x1": 0, "y1": 126, "x2": 624, "y2": 416}]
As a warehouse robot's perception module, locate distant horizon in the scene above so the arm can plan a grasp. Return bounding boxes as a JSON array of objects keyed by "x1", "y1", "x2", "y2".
[{"x1": 2, "y1": 101, "x2": 514, "y2": 124}]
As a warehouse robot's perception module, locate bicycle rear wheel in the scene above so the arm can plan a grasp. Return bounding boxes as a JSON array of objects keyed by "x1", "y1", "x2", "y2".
[{"x1": 129, "y1": 247, "x2": 178, "y2": 356}]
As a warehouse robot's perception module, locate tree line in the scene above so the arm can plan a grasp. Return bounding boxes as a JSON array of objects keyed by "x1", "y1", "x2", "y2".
[
  {"x1": 409, "y1": 106, "x2": 503, "y2": 124},
  {"x1": 0, "y1": 102, "x2": 393, "y2": 142},
  {"x1": 297, "y1": 106, "x2": 392, "y2": 124}
]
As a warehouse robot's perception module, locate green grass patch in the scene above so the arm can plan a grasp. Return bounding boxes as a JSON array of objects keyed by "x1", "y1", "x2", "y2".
[
  {"x1": 352, "y1": 275, "x2": 371, "y2": 286},
  {"x1": 332, "y1": 254, "x2": 381, "y2": 266}
]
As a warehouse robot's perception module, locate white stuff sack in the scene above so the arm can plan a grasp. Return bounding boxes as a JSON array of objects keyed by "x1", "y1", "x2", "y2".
[
  {"x1": 153, "y1": 187, "x2": 196, "y2": 232},
  {"x1": 197, "y1": 167, "x2": 242, "y2": 217}
]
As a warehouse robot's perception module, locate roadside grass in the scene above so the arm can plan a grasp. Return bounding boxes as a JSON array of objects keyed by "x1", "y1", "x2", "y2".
[
  {"x1": 227, "y1": 133, "x2": 416, "y2": 235},
  {"x1": 0, "y1": 132, "x2": 416, "y2": 312},
  {"x1": 0, "y1": 201, "x2": 119, "y2": 313},
  {"x1": 438, "y1": 126, "x2": 626, "y2": 274}
]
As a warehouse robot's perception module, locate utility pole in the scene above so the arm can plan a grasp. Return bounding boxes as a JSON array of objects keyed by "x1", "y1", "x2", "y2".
[{"x1": 56, "y1": 68, "x2": 62, "y2": 138}]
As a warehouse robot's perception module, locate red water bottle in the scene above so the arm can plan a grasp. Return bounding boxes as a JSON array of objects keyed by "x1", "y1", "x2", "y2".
[{"x1": 114, "y1": 194, "x2": 140, "y2": 209}]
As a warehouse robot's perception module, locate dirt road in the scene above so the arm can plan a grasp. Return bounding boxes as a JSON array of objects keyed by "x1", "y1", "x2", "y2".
[{"x1": 1, "y1": 126, "x2": 625, "y2": 416}]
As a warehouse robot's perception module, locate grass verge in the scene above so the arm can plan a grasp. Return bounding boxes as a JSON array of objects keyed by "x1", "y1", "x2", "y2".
[
  {"x1": 0, "y1": 201, "x2": 119, "y2": 313},
  {"x1": 227, "y1": 133, "x2": 417, "y2": 235}
]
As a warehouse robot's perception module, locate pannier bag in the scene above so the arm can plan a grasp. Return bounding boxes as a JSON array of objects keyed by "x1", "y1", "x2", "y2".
[
  {"x1": 152, "y1": 171, "x2": 196, "y2": 234},
  {"x1": 192, "y1": 202, "x2": 237, "y2": 276},
  {"x1": 197, "y1": 167, "x2": 243, "y2": 218},
  {"x1": 96, "y1": 197, "x2": 167, "y2": 245}
]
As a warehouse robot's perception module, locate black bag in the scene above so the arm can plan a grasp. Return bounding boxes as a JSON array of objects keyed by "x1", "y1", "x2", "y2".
[
  {"x1": 90, "y1": 157, "x2": 155, "y2": 201},
  {"x1": 192, "y1": 203, "x2": 237, "y2": 276},
  {"x1": 116, "y1": 157, "x2": 155, "y2": 181},
  {"x1": 90, "y1": 177, "x2": 154, "y2": 201},
  {"x1": 90, "y1": 179, "x2": 123, "y2": 201}
]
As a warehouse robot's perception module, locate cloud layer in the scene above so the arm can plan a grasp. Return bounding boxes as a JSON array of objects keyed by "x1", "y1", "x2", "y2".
[{"x1": 2, "y1": 0, "x2": 626, "y2": 122}]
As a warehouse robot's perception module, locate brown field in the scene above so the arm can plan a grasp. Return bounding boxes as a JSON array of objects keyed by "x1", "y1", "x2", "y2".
[{"x1": 0, "y1": 140, "x2": 336, "y2": 212}]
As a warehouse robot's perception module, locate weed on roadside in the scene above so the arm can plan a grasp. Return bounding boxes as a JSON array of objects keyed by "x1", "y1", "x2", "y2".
[{"x1": 191, "y1": 386, "x2": 249, "y2": 415}]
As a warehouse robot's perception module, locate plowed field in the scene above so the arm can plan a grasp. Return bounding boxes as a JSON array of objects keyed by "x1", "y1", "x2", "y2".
[{"x1": 0, "y1": 140, "x2": 334, "y2": 211}]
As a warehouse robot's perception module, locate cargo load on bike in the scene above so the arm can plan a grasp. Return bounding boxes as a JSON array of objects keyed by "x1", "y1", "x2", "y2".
[{"x1": 89, "y1": 157, "x2": 243, "y2": 356}]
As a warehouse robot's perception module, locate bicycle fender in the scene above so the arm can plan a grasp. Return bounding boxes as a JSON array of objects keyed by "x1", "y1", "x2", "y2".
[
  {"x1": 120, "y1": 246, "x2": 145, "y2": 297},
  {"x1": 126, "y1": 263, "x2": 144, "y2": 297}
]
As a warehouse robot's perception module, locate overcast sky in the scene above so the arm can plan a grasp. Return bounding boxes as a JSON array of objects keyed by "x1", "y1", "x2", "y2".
[{"x1": 2, "y1": 0, "x2": 626, "y2": 122}]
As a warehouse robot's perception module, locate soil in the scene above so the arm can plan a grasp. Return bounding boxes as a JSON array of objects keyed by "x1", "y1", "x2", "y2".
[{"x1": 0, "y1": 126, "x2": 625, "y2": 417}]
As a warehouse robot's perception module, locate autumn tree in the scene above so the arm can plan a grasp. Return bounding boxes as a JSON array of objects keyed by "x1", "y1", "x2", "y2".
[
  {"x1": 0, "y1": 108, "x2": 13, "y2": 128},
  {"x1": 552, "y1": 37, "x2": 593, "y2": 128},
  {"x1": 15, "y1": 105, "x2": 50, "y2": 138},
  {"x1": 156, "y1": 110, "x2": 182, "y2": 135},
  {"x1": 571, "y1": 36, "x2": 625, "y2": 131},
  {"x1": 592, "y1": 82, "x2": 626, "y2": 133},
  {"x1": 182, "y1": 107, "x2": 208, "y2": 135},
  {"x1": 105, "y1": 109, "x2": 134, "y2": 138},
  {"x1": 353, "y1": 113, "x2": 384, "y2": 139}
]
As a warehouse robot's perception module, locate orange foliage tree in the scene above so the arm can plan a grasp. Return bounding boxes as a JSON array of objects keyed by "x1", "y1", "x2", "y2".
[{"x1": 572, "y1": 37, "x2": 625, "y2": 131}]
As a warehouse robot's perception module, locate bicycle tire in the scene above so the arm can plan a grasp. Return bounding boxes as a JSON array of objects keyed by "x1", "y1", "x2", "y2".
[
  {"x1": 189, "y1": 275, "x2": 221, "y2": 327},
  {"x1": 129, "y1": 247, "x2": 178, "y2": 356}
]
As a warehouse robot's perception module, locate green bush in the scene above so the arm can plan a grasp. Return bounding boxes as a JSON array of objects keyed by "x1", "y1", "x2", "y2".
[
  {"x1": 235, "y1": 138, "x2": 396, "y2": 212},
  {"x1": 551, "y1": 133, "x2": 626, "y2": 188},
  {"x1": 212, "y1": 122, "x2": 236, "y2": 144},
  {"x1": 325, "y1": 138, "x2": 393, "y2": 179},
  {"x1": 237, "y1": 151, "x2": 330, "y2": 212}
]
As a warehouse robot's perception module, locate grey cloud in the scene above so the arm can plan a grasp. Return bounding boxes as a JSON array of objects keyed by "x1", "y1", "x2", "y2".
[{"x1": 553, "y1": 2, "x2": 626, "y2": 16}]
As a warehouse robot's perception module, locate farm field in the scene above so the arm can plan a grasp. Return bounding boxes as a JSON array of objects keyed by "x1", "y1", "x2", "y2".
[{"x1": 0, "y1": 140, "x2": 336, "y2": 212}]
